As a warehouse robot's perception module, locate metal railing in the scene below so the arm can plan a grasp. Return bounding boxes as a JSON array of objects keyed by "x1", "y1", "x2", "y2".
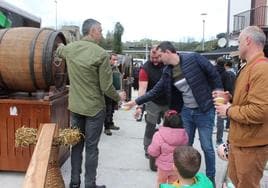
[{"x1": 233, "y1": 6, "x2": 268, "y2": 33}]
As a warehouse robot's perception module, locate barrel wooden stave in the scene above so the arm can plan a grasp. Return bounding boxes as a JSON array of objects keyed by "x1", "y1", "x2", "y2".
[{"x1": 0, "y1": 27, "x2": 66, "y2": 92}]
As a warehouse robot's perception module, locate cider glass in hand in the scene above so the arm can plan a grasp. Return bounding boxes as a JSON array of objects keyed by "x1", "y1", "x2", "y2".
[
  {"x1": 213, "y1": 88, "x2": 227, "y2": 118},
  {"x1": 213, "y1": 88, "x2": 226, "y2": 105}
]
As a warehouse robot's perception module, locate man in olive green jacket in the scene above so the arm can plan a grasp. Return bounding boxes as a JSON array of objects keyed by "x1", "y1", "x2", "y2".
[
  {"x1": 215, "y1": 26, "x2": 268, "y2": 188},
  {"x1": 57, "y1": 18, "x2": 125, "y2": 188}
]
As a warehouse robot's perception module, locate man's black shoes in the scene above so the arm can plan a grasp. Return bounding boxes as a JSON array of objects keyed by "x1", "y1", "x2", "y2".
[
  {"x1": 104, "y1": 129, "x2": 112, "y2": 136},
  {"x1": 110, "y1": 124, "x2": 120, "y2": 130}
]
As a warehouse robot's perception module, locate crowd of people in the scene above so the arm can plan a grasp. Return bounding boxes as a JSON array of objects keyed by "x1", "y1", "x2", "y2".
[
  {"x1": 56, "y1": 17, "x2": 268, "y2": 188},
  {"x1": 125, "y1": 41, "x2": 221, "y2": 187}
]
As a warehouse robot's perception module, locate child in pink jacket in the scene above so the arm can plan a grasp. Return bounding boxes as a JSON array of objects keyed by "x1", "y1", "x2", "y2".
[{"x1": 148, "y1": 110, "x2": 189, "y2": 187}]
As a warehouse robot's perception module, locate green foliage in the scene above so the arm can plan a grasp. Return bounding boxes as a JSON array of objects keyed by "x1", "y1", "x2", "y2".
[
  {"x1": 204, "y1": 39, "x2": 218, "y2": 51},
  {"x1": 100, "y1": 32, "x2": 220, "y2": 55},
  {"x1": 174, "y1": 41, "x2": 200, "y2": 51},
  {"x1": 99, "y1": 30, "x2": 113, "y2": 50},
  {"x1": 112, "y1": 22, "x2": 124, "y2": 54}
]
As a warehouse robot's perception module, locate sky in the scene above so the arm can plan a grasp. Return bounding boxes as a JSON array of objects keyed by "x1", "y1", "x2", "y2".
[{"x1": 7, "y1": 0, "x2": 228, "y2": 42}]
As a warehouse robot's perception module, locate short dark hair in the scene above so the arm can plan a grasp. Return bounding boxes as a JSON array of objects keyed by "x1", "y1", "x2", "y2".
[
  {"x1": 163, "y1": 110, "x2": 183, "y2": 128},
  {"x1": 82, "y1": 18, "x2": 100, "y2": 36},
  {"x1": 110, "y1": 52, "x2": 117, "y2": 59},
  {"x1": 225, "y1": 60, "x2": 233, "y2": 68},
  {"x1": 173, "y1": 146, "x2": 201, "y2": 179},
  {"x1": 157, "y1": 41, "x2": 177, "y2": 53},
  {"x1": 216, "y1": 56, "x2": 226, "y2": 67}
]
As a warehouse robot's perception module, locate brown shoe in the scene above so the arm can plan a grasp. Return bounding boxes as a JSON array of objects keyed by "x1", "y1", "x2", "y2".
[{"x1": 104, "y1": 129, "x2": 112, "y2": 136}]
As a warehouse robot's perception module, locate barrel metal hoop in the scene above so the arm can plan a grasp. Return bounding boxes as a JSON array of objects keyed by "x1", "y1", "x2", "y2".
[
  {"x1": 42, "y1": 30, "x2": 59, "y2": 86},
  {"x1": 0, "y1": 29, "x2": 10, "y2": 90},
  {"x1": 0, "y1": 29, "x2": 10, "y2": 44},
  {"x1": 29, "y1": 28, "x2": 48, "y2": 90},
  {"x1": 0, "y1": 73, "x2": 9, "y2": 90}
]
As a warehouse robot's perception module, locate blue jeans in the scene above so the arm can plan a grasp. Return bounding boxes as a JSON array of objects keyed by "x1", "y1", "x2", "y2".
[
  {"x1": 181, "y1": 106, "x2": 215, "y2": 178},
  {"x1": 70, "y1": 109, "x2": 105, "y2": 187}
]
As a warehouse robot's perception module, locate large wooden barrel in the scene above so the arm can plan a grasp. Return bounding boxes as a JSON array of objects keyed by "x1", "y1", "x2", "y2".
[{"x1": 0, "y1": 27, "x2": 67, "y2": 92}]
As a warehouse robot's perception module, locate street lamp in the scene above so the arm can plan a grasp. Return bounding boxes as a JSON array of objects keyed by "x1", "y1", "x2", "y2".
[
  {"x1": 55, "y1": 0, "x2": 57, "y2": 30},
  {"x1": 201, "y1": 13, "x2": 207, "y2": 51},
  {"x1": 145, "y1": 43, "x2": 148, "y2": 61}
]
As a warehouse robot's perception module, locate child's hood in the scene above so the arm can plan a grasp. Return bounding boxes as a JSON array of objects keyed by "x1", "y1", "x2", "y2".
[{"x1": 158, "y1": 126, "x2": 188, "y2": 146}]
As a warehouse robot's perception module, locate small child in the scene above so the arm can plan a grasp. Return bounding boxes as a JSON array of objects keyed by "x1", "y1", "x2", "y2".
[
  {"x1": 148, "y1": 110, "x2": 189, "y2": 187},
  {"x1": 160, "y1": 146, "x2": 213, "y2": 188}
]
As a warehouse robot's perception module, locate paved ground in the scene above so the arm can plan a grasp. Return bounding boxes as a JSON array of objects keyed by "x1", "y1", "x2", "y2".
[{"x1": 0, "y1": 90, "x2": 267, "y2": 188}]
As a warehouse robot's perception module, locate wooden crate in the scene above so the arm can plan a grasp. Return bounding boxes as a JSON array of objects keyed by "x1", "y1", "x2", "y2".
[{"x1": 0, "y1": 91, "x2": 70, "y2": 172}]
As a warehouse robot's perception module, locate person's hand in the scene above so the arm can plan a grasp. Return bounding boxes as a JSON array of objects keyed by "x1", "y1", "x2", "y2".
[
  {"x1": 212, "y1": 90, "x2": 232, "y2": 104},
  {"x1": 215, "y1": 103, "x2": 231, "y2": 117},
  {"x1": 223, "y1": 91, "x2": 232, "y2": 102},
  {"x1": 122, "y1": 100, "x2": 137, "y2": 111},
  {"x1": 119, "y1": 91, "x2": 126, "y2": 101},
  {"x1": 57, "y1": 43, "x2": 65, "y2": 47},
  {"x1": 134, "y1": 107, "x2": 142, "y2": 119}
]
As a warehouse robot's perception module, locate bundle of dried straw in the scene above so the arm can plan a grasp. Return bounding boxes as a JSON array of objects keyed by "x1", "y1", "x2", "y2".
[{"x1": 15, "y1": 126, "x2": 83, "y2": 147}]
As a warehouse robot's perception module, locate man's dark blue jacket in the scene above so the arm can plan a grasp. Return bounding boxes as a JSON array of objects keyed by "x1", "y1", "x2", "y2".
[{"x1": 135, "y1": 52, "x2": 223, "y2": 112}]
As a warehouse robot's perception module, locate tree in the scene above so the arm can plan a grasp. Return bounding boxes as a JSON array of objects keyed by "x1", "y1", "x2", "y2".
[
  {"x1": 112, "y1": 22, "x2": 124, "y2": 54},
  {"x1": 99, "y1": 30, "x2": 113, "y2": 50}
]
